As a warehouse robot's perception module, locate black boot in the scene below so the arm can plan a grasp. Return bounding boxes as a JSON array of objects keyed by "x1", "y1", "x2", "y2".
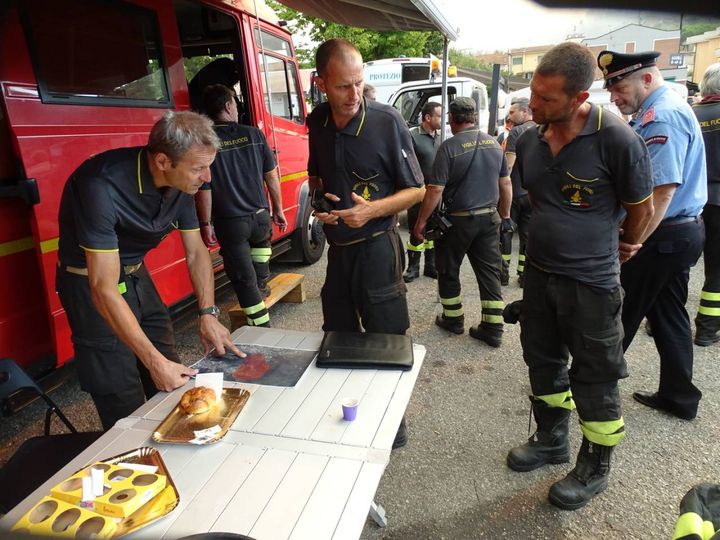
[
  {"x1": 695, "y1": 314, "x2": 720, "y2": 346},
  {"x1": 548, "y1": 437, "x2": 613, "y2": 510},
  {"x1": 257, "y1": 280, "x2": 271, "y2": 299},
  {"x1": 403, "y1": 251, "x2": 421, "y2": 283},
  {"x1": 507, "y1": 397, "x2": 571, "y2": 472},
  {"x1": 423, "y1": 249, "x2": 438, "y2": 279},
  {"x1": 469, "y1": 323, "x2": 503, "y2": 348},
  {"x1": 435, "y1": 314, "x2": 464, "y2": 334},
  {"x1": 392, "y1": 417, "x2": 408, "y2": 449}
]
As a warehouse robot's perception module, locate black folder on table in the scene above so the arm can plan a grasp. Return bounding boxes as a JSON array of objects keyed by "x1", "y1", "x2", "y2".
[{"x1": 316, "y1": 331, "x2": 414, "y2": 371}]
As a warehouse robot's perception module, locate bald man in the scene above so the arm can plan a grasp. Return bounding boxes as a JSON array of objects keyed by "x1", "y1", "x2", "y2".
[{"x1": 307, "y1": 39, "x2": 424, "y2": 448}]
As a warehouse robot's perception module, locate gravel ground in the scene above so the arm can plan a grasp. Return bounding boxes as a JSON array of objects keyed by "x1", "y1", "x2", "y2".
[{"x1": 1, "y1": 223, "x2": 718, "y2": 539}]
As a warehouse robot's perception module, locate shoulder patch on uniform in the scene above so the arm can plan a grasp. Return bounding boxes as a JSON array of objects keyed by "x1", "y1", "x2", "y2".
[
  {"x1": 644, "y1": 135, "x2": 668, "y2": 146},
  {"x1": 640, "y1": 107, "x2": 655, "y2": 126}
]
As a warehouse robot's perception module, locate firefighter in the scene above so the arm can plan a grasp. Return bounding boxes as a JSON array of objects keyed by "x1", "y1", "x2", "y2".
[
  {"x1": 413, "y1": 97, "x2": 513, "y2": 348},
  {"x1": 404, "y1": 101, "x2": 442, "y2": 283},
  {"x1": 672, "y1": 483, "x2": 720, "y2": 540},
  {"x1": 307, "y1": 39, "x2": 424, "y2": 448},
  {"x1": 56, "y1": 111, "x2": 241, "y2": 430},
  {"x1": 692, "y1": 63, "x2": 720, "y2": 347},
  {"x1": 196, "y1": 84, "x2": 287, "y2": 327},
  {"x1": 499, "y1": 97, "x2": 533, "y2": 287},
  {"x1": 508, "y1": 43, "x2": 654, "y2": 510}
]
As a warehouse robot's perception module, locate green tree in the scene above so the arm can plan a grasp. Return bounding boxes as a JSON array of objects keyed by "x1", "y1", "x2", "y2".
[
  {"x1": 682, "y1": 22, "x2": 718, "y2": 41},
  {"x1": 267, "y1": 0, "x2": 439, "y2": 66}
]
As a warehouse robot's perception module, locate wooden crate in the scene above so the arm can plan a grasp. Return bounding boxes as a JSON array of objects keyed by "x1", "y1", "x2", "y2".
[{"x1": 228, "y1": 273, "x2": 305, "y2": 330}]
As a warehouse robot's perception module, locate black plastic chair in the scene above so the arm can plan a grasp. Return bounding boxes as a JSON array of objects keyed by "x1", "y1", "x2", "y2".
[{"x1": 0, "y1": 358, "x2": 102, "y2": 514}]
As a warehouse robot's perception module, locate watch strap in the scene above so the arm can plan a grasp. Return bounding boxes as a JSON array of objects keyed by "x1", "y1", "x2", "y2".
[{"x1": 198, "y1": 305, "x2": 220, "y2": 317}]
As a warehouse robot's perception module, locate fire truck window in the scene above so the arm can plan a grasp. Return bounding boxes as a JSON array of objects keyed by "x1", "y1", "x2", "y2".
[
  {"x1": 258, "y1": 53, "x2": 304, "y2": 124},
  {"x1": 254, "y1": 29, "x2": 292, "y2": 58},
  {"x1": 22, "y1": 0, "x2": 170, "y2": 107}
]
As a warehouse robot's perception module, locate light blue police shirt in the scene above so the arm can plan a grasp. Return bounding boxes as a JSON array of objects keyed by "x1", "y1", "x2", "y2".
[{"x1": 631, "y1": 85, "x2": 707, "y2": 219}]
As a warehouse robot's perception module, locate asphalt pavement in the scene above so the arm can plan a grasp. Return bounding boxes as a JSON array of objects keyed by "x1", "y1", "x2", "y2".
[{"x1": 1, "y1": 223, "x2": 718, "y2": 539}]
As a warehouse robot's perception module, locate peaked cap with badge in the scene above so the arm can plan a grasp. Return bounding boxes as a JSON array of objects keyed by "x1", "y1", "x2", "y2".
[{"x1": 597, "y1": 50, "x2": 661, "y2": 88}]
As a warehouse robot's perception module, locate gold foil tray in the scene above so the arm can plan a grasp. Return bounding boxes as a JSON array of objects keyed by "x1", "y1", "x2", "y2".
[
  {"x1": 152, "y1": 387, "x2": 250, "y2": 444},
  {"x1": 102, "y1": 446, "x2": 179, "y2": 537}
]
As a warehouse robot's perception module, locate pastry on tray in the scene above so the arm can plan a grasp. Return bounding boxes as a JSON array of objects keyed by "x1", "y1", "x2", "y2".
[{"x1": 179, "y1": 387, "x2": 217, "y2": 415}]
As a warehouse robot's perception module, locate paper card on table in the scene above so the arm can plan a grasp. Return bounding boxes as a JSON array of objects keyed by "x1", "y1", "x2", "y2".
[
  {"x1": 91, "y1": 467, "x2": 105, "y2": 497},
  {"x1": 81, "y1": 476, "x2": 93, "y2": 503},
  {"x1": 195, "y1": 372, "x2": 223, "y2": 400}
]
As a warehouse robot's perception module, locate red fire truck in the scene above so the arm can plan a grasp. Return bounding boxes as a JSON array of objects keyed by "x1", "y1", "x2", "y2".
[{"x1": 0, "y1": 0, "x2": 326, "y2": 373}]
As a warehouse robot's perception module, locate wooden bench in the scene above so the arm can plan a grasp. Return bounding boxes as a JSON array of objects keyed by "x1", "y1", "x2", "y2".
[{"x1": 228, "y1": 272, "x2": 305, "y2": 330}]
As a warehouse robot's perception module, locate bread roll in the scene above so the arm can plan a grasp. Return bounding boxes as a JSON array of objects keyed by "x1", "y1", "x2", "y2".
[{"x1": 179, "y1": 387, "x2": 217, "y2": 415}]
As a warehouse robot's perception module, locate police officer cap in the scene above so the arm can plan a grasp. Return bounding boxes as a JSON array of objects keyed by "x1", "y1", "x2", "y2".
[
  {"x1": 449, "y1": 96, "x2": 476, "y2": 115},
  {"x1": 598, "y1": 50, "x2": 661, "y2": 88}
]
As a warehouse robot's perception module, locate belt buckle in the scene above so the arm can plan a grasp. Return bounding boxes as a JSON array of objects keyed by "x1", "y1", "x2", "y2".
[{"x1": 124, "y1": 263, "x2": 142, "y2": 274}]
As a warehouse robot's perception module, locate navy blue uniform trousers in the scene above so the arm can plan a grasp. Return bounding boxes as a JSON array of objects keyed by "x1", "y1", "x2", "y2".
[
  {"x1": 620, "y1": 218, "x2": 705, "y2": 417},
  {"x1": 321, "y1": 229, "x2": 409, "y2": 335},
  {"x1": 56, "y1": 265, "x2": 178, "y2": 430}
]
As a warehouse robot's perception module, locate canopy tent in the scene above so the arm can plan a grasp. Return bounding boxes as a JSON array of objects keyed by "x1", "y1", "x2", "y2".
[
  {"x1": 272, "y1": 0, "x2": 459, "y2": 140},
  {"x1": 274, "y1": 0, "x2": 458, "y2": 40}
]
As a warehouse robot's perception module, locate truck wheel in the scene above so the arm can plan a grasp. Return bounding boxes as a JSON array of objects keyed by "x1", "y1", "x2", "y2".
[{"x1": 300, "y1": 201, "x2": 326, "y2": 264}]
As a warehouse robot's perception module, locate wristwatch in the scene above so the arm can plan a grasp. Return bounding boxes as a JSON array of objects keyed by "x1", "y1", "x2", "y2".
[
  {"x1": 198, "y1": 305, "x2": 220, "y2": 318},
  {"x1": 199, "y1": 221, "x2": 211, "y2": 227}
]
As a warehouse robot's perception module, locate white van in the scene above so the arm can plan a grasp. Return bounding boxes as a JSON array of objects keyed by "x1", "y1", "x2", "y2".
[
  {"x1": 388, "y1": 77, "x2": 491, "y2": 135},
  {"x1": 503, "y1": 79, "x2": 689, "y2": 121},
  {"x1": 364, "y1": 56, "x2": 441, "y2": 103}
]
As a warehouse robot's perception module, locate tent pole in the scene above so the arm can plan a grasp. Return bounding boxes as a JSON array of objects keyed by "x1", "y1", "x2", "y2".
[{"x1": 441, "y1": 36, "x2": 449, "y2": 144}]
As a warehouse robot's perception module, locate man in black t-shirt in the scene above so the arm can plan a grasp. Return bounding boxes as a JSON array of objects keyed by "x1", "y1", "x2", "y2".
[
  {"x1": 413, "y1": 97, "x2": 512, "y2": 347},
  {"x1": 196, "y1": 85, "x2": 287, "y2": 327},
  {"x1": 508, "y1": 43, "x2": 654, "y2": 511},
  {"x1": 308, "y1": 39, "x2": 424, "y2": 449},
  {"x1": 57, "y1": 111, "x2": 241, "y2": 430},
  {"x1": 499, "y1": 97, "x2": 534, "y2": 287},
  {"x1": 404, "y1": 101, "x2": 442, "y2": 283}
]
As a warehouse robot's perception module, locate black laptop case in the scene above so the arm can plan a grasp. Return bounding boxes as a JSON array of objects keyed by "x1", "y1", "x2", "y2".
[{"x1": 316, "y1": 331, "x2": 414, "y2": 371}]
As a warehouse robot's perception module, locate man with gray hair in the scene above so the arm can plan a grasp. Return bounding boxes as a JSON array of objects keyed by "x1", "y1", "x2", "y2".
[
  {"x1": 500, "y1": 97, "x2": 533, "y2": 287},
  {"x1": 507, "y1": 42, "x2": 654, "y2": 510},
  {"x1": 57, "y1": 111, "x2": 242, "y2": 430},
  {"x1": 599, "y1": 50, "x2": 707, "y2": 421},
  {"x1": 692, "y1": 63, "x2": 720, "y2": 347}
]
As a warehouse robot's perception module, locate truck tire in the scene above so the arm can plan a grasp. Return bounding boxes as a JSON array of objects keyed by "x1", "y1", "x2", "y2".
[{"x1": 299, "y1": 199, "x2": 326, "y2": 264}]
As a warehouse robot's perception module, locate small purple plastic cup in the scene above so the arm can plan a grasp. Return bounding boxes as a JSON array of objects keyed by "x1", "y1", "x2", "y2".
[{"x1": 342, "y1": 399, "x2": 359, "y2": 421}]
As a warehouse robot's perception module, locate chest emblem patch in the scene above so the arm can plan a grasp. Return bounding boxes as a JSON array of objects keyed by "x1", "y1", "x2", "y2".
[
  {"x1": 352, "y1": 180, "x2": 380, "y2": 200},
  {"x1": 351, "y1": 171, "x2": 380, "y2": 200},
  {"x1": 561, "y1": 182, "x2": 594, "y2": 208}
]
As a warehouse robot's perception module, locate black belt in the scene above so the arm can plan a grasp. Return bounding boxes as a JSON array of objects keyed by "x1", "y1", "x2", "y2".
[
  {"x1": 448, "y1": 207, "x2": 496, "y2": 217},
  {"x1": 331, "y1": 229, "x2": 388, "y2": 247},
  {"x1": 658, "y1": 216, "x2": 701, "y2": 229},
  {"x1": 58, "y1": 262, "x2": 143, "y2": 276}
]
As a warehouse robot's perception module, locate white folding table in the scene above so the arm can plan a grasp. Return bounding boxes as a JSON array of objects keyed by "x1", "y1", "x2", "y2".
[{"x1": 0, "y1": 327, "x2": 425, "y2": 540}]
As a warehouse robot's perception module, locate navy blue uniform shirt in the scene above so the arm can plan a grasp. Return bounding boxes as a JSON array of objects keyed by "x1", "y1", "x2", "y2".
[
  {"x1": 58, "y1": 147, "x2": 199, "y2": 267},
  {"x1": 505, "y1": 120, "x2": 535, "y2": 199},
  {"x1": 200, "y1": 122, "x2": 277, "y2": 218},
  {"x1": 307, "y1": 98, "x2": 423, "y2": 244},
  {"x1": 430, "y1": 126, "x2": 508, "y2": 212},
  {"x1": 517, "y1": 104, "x2": 653, "y2": 290}
]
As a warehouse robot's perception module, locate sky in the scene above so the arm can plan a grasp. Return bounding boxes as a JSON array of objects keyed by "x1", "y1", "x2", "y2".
[{"x1": 445, "y1": 0, "x2": 683, "y2": 52}]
